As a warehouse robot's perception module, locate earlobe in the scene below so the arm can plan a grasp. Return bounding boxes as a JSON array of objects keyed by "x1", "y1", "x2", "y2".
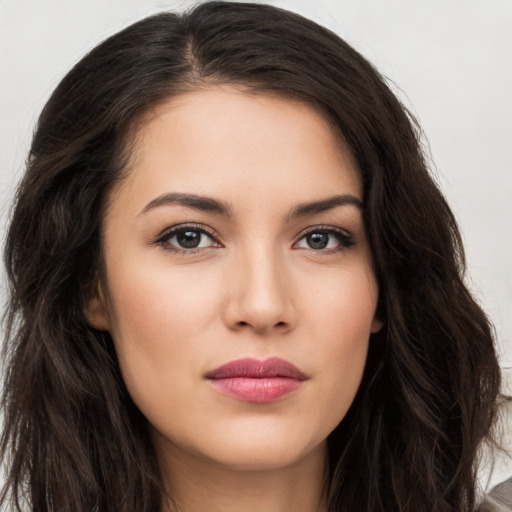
[
  {"x1": 85, "y1": 281, "x2": 110, "y2": 331},
  {"x1": 371, "y1": 316, "x2": 384, "y2": 334}
]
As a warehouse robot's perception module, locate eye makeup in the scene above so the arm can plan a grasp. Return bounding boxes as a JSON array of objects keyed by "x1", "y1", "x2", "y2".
[{"x1": 152, "y1": 222, "x2": 356, "y2": 256}]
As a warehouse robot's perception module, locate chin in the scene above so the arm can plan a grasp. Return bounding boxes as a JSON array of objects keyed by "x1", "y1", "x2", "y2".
[{"x1": 193, "y1": 430, "x2": 327, "y2": 472}]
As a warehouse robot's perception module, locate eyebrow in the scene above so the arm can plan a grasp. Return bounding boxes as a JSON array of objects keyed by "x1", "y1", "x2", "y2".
[{"x1": 139, "y1": 192, "x2": 363, "y2": 219}]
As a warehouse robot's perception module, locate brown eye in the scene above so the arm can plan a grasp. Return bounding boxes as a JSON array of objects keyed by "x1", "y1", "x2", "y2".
[
  {"x1": 306, "y1": 232, "x2": 330, "y2": 249},
  {"x1": 156, "y1": 225, "x2": 220, "y2": 254},
  {"x1": 174, "y1": 229, "x2": 204, "y2": 249},
  {"x1": 296, "y1": 227, "x2": 355, "y2": 252}
]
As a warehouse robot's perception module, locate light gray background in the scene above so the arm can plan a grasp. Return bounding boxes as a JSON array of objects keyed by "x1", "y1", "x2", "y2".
[{"x1": 1, "y1": 0, "x2": 511, "y2": 491}]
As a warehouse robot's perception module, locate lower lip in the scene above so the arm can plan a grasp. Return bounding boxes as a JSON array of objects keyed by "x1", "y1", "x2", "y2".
[{"x1": 208, "y1": 377, "x2": 303, "y2": 403}]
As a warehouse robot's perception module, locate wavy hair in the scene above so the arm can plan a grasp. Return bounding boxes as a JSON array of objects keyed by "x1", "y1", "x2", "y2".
[{"x1": 1, "y1": 2, "x2": 501, "y2": 511}]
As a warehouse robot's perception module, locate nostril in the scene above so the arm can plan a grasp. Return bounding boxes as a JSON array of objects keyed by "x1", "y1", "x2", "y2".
[{"x1": 236, "y1": 320, "x2": 288, "y2": 331}]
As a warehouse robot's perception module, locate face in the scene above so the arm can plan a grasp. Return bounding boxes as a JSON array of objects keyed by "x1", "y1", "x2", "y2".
[{"x1": 89, "y1": 87, "x2": 381, "y2": 472}]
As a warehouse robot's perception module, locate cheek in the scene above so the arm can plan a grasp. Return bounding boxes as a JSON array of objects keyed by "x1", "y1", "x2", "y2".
[
  {"x1": 307, "y1": 263, "x2": 378, "y2": 349},
  {"x1": 104, "y1": 259, "x2": 222, "y2": 411},
  {"x1": 107, "y1": 252, "x2": 222, "y2": 340},
  {"x1": 305, "y1": 267, "x2": 377, "y2": 424}
]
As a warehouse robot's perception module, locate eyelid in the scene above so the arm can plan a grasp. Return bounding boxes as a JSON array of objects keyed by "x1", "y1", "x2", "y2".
[
  {"x1": 296, "y1": 224, "x2": 352, "y2": 240},
  {"x1": 153, "y1": 223, "x2": 356, "y2": 254},
  {"x1": 294, "y1": 224, "x2": 356, "y2": 252},
  {"x1": 154, "y1": 223, "x2": 222, "y2": 253},
  {"x1": 155, "y1": 222, "x2": 220, "y2": 240}
]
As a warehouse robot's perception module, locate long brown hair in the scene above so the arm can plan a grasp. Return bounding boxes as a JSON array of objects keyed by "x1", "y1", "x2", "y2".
[{"x1": 1, "y1": 2, "x2": 501, "y2": 511}]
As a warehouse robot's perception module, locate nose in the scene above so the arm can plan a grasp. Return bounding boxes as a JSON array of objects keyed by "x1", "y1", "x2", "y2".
[{"x1": 223, "y1": 246, "x2": 296, "y2": 336}]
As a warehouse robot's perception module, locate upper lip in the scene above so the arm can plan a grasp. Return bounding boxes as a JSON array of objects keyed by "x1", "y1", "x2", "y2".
[{"x1": 205, "y1": 357, "x2": 308, "y2": 380}]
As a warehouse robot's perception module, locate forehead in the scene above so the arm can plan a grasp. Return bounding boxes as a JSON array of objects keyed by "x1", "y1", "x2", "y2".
[{"x1": 109, "y1": 86, "x2": 362, "y2": 216}]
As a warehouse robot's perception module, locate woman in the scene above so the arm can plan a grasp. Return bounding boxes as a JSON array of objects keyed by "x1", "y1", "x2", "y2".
[{"x1": 0, "y1": 2, "x2": 503, "y2": 511}]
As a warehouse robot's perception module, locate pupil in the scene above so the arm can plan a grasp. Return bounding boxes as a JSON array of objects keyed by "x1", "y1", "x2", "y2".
[
  {"x1": 178, "y1": 230, "x2": 200, "y2": 248},
  {"x1": 308, "y1": 232, "x2": 328, "y2": 249}
]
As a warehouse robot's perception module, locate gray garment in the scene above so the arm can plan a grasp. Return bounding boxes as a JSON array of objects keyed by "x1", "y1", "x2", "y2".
[{"x1": 477, "y1": 478, "x2": 512, "y2": 512}]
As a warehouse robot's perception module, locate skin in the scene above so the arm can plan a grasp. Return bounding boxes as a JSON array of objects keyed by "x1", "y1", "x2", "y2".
[{"x1": 88, "y1": 87, "x2": 382, "y2": 512}]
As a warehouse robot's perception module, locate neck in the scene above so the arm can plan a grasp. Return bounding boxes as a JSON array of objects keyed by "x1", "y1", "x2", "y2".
[{"x1": 156, "y1": 438, "x2": 329, "y2": 512}]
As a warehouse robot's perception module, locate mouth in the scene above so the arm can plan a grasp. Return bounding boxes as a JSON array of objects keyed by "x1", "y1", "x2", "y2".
[{"x1": 204, "y1": 357, "x2": 308, "y2": 403}]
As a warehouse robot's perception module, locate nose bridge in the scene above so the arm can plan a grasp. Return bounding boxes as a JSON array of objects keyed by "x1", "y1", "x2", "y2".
[{"x1": 224, "y1": 237, "x2": 294, "y2": 334}]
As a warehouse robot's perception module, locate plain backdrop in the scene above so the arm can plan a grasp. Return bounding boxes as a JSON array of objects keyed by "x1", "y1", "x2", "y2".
[{"x1": 0, "y1": 0, "x2": 511, "y2": 490}]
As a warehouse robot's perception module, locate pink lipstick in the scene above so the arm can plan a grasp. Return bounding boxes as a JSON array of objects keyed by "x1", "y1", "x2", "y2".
[{"x1": 205, "y1": 357, "x2": 308, "y2": 403}]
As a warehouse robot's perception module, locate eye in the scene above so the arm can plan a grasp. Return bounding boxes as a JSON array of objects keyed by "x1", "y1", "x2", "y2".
[
  {"x1": 154, "y1": 223, "x2": 355, "y2": 255},
  {"x1": 295, "y1": 226, "x2": 355, "y2": 253},
  {"x1": 155, "y1": 224, "x2": 221, "y2": 254}
]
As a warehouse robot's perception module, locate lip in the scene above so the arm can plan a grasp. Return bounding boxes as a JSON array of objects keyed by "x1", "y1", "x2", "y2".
[{"x1": 205, "y1": 357, "x2": 308, "y2": 403}]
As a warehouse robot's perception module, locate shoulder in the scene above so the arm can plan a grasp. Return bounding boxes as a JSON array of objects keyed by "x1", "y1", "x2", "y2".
[{"x1": 477, "y1": 477, "x2": 512, "y2": 512}]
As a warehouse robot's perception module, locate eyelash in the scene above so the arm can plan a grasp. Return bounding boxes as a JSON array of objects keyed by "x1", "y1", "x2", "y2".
[{"x1": 154, "y1": 223, "x2": 356, "y2": 256}]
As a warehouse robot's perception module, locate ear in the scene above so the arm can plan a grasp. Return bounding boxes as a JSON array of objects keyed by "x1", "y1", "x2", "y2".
[
  {"x1": 370, "y1": 316, "x2": 384, "y2": 334},
  {"x1": 85, "y1": 280, "x2": 111, "y2": 331}
]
